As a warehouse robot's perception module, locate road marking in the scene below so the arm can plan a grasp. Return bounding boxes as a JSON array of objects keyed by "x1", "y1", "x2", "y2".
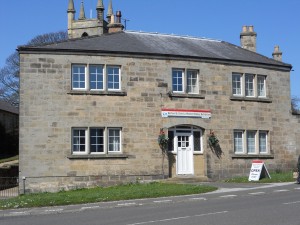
[
  {"x1": 283, "y1": 201, "x2": 300, "y2": 205},
  {"x1": 10, "y1": 211, "x2": 28, "y2": 215},
  {"x1": 117, "y1": 202, "x2": 137, "y2": 206},
  {"x1": 81, "y1": 206, "x2": 100, "y2": 210},
  {"x1": 44, "y1": 209, "x2": 63, "y2": 212},
  {"x1": 249, "y1": 192, "x2": 265, "y2": 195},
  {"x1": 190, "y1": 197, "x2": 207, "y2": 201},
  {"x1": 126, "y1": 211, "x2": 228, "y2": 225},
  {"x1": 274, "y1": 189, "x2": 289, "y2": 193},
  {"x1": 153, "y1": 200, "x2": 172, "y2": 203},
  {"x1": 219, "y1": 195, "x2": 237, "y2": 198},
  {"x1": 294, "y1": 187, "x2": 300, "y2": 190}
]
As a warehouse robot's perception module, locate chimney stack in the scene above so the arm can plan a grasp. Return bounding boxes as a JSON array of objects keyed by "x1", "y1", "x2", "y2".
[
  {"x1": 108, "y1": 10, "x2": 124, "y2": 33},
  {"x1": 240, "y1": 25, "x2": 257, "y2": 52},
  {"x1": 272, "y1": 45, "x2": 282, "y2": 61}
]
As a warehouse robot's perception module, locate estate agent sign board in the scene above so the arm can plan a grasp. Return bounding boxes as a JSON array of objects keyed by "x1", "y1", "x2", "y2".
[
  {"x1": 161, "y1": 108, "x2": 211, "y2": 119},
  {"x1": 248, "y1": 160, "x2": 271, "y2": 181}
]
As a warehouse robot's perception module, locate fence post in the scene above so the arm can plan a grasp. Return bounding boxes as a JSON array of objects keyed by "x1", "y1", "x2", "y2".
[{"x1": 22, "y1": 177, "x2": 26, "y2": 194}]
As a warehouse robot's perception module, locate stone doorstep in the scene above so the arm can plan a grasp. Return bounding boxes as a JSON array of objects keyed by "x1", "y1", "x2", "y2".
[{"x1": 164, "y1": 175, "x2": 210, "y2": 184}]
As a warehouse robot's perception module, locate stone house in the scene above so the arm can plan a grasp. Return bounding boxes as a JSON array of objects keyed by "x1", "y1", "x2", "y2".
[{"x1": 18, "y1": 0, "x2": 300, "y2": 193}]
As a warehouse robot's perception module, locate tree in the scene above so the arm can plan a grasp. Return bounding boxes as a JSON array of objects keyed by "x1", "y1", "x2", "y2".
[
  {"x1": 292, "y1": 96, "x2": 300, "y2": 114},
  {"x1": 0, "y1": 31, "x2": 68, "y2": 107}
]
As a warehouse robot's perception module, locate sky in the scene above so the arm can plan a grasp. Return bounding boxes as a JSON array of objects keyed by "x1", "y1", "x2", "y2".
[{"x1": 0, "y1": 0, "x2": 299, "y2": 97}]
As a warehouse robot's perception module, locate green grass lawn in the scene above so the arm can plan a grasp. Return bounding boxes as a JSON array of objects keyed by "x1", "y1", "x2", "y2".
[
  {"x1": 223, "y1": 171, "x2": 296, "y2": 183},
  {"x1": 0, "y1": 182, "x2": 217, "y2": 209}
]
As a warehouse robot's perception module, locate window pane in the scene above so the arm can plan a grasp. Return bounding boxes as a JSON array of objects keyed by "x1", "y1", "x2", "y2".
[
  {"x1": 234, "y1": 131, "x2": 243, "y2": 153},
  {"x1": 72, "y1": 65, "x2": 86, "y2": 89},
  {"x1": 247, "y1": 131, "x2": 256, "y2": 153},
  {"x1": 108, "y1": 128, "x2": 121, "y2": 152},
  {"x1": 72, "y1": 128, "x2": 86, "y2": 152},
  {"x1": 245, "y1": 74, "x2": 254, "y2": 97},
  {"x1": 90, "y1": 128, "x2": 104, "y2": 153},
  {"x1": 187, "y1": 70, "x2": 198, "y2": 94},
  {"x1": 257, "y1": 76, "x2": 266, "y2": 97},
  {"x1": 172, "y1": 69, "x2": 184, "y2": 92},
  {"x1": 232, "y1": 73, "x2": 242, "y2": 95},
  {"x1": 168, "y1": 131, "x2": 174, "y2": 152},
  {"x1": 90, "y1": 65, "x2": 104, "y2": 90},
  {"x1": 107, "y1": 66, "x2": 120, "y2": 90},
  {"x1": 259, "y1": 131, "x2": 267, "y2": 153},
  {"x1": 193, "y1": 131, "x2": 201, "y2": 152}
]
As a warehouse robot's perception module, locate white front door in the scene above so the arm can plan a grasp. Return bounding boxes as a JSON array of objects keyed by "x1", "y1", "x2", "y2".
[{"x1": 177, "y1": 134, "x2": 194, "y2": 175}]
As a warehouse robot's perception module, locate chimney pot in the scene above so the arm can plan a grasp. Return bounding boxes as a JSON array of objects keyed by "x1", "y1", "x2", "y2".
[{"x1": 116, "y1": 11, "x2": 122, "y2": 23}]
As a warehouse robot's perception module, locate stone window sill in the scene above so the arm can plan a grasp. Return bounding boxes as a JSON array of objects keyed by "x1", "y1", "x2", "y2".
[
  {"x1": 231, "y1": 154, "x2": 274, "y2": 159},
  {"x1": 168, "y1": 93, "x2": 205, "y2": 99},
  {"x1": 230, "y1": 96, "x2": 272, "y2": 103},
  {"x1": 67, "y1": 154, "x2": 134, "y2": 160},
  {"x1": 68, "y1": 90, "x2": 127, "y2": 96}
]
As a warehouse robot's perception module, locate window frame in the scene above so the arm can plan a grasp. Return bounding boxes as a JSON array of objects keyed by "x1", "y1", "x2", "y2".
[
  {"x1": 172, "y1": 69, "x2": 184, "y2": 93},
  {"x1": 72, "y1": 127, "x2": 88, "y2": 155},
  {"x1": 257, "y1": 75, "x2": 267, "y2": 98},
  {"x1": 172, "y1": 68, "x2": 199, "y2": 94},
  {"x1": 232, "y1": 73, "x2": 242, "y2": 96},
  {"x1": 232, "y1": 73, "x2": 267, "y2": 98},
  {"x1": 245, "y1": 73, "x2": 255, "y2": 97},
  {"x1": 234, "y1": 130, "x2": 269, "y2": 155},
  {"x1": 72, "y1": 65, "x2": 87, "y2": 90},
  {"x1": 71, "y1": 64, "x2": 121, "y2": 92},
  {"x1": 90, "y1": 127, "x2": 105, "y2": 154},
  {"x1": 108, "y1": 128, "x2": 122, "y2": 153},
  {"x1": 187, "y1": 69, "x2": 199, "y2": 94},
  {"x1": 71, "y1": 127, "x2": 122, "y2": 155},
  {"x1": 89, "y1": 65, "x2": 104, "y2": 91},
  {"x1": 107, "y1": 66, "x2": 121, "y2": 91}
]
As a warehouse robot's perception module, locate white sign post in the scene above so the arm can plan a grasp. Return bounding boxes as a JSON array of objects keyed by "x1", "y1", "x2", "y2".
[{"x1": 248, "y1": 160, "x2": 271, "y2": 181}]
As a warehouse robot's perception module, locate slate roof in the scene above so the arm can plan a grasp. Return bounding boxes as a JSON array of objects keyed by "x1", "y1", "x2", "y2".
[
  {"x1": 0, "y1": 100, "x2": 18, "y2": 114},
  {"x1": 18, "y1": 31, "x2": 292, "y2": 70}
]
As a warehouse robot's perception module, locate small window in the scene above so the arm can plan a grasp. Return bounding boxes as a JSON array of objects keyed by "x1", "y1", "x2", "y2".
[
  {"x1": 234, "y1": 130, "x2": 244, "y2": 153},
  {"x1": 89, "y1": 65, "x2": 104, "y2": 90},
  {"x1": 168, "y1": 131, "x2": 174, "y2": 152},
  {"x1": 246, "y1": 131, "x2": 256, "y2": 153},
  {"x1": 72, "y1": 128, "x2": 87, "y2": 154},
  {"x1": 72, "y1": 65, "x2": 86, "y2": 90},
  {"x1": 108, "y1": 128, "x2": 121, "y2": 152},
  {"x1": 232, "y1": 73, "x2": 242, "y2": 96},
  {"x1": 82, "y1": 32, "x2": 89, "y2": 37},
  {"x1": 245, "y1": 74, "x2": 255, "y2": 97},
  {"x1": 257, "y1": 75, "x2": 266, "y2": 97},
  {"x1": 187, "y1": 70, "x2": 198, "y2": 94},
  {"x1": 193, "y1": 131, "x2": 201, "y2": 152},
  {"x1": 172, "y1": 69, "x2": 184, "y2": 92},
  {"x1": 107, "y1": 66, "x2": 121, "y2": 91},
  {"x1": 259, "y1": 131, "x2": 268, "y2": 153},
  {"x1": 90, "y1": 128, "x2": 104, "y2": 153}
]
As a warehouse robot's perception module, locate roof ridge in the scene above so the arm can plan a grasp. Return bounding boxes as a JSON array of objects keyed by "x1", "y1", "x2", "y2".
[{"x1": 124, "y1": 30, "x2": 221, "y2": 42}]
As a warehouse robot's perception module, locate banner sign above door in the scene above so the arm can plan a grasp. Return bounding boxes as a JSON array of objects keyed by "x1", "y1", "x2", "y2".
[{"x1": 161, "y1": 108, "x2": 211, "y2": 119}]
